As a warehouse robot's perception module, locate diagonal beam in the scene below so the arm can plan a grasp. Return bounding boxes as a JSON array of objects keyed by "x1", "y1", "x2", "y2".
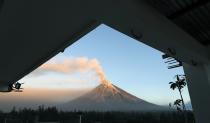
[
  {"x1": 0, "y1": 0, "x2": 4, "y2": 13},
  {"x1": 168, "y1": 0, "x2": 210, "y2": 19}
]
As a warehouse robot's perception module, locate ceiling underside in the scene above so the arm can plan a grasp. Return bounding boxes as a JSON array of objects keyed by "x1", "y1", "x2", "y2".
[
  {"x1": 147, "y1": 0, "x2": 210, "y2": 46},
  {"x1": 0, "y1": 0, "x2": 209, "y2": 91}
]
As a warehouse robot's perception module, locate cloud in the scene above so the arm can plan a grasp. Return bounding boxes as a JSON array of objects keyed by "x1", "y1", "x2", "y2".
[
  {"x1": 22, "y1": 75, "x2": 98, "y2": 89},
  {"x1": 29, "y1": 57, "x2": 107, "y2": 84}
]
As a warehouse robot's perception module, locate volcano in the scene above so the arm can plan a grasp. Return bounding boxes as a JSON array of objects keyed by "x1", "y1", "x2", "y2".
[{"x1": 60, "y1": 82, "x2": 166, "y2": 111}]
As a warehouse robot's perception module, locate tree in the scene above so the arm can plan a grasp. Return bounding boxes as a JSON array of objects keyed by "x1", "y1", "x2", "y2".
[
  {"x1": 169, "y1": 75, "x2": 186, "y2": 110},
  {"x1": 174, "y1": 99, "x2": 182, "y2": 111}
]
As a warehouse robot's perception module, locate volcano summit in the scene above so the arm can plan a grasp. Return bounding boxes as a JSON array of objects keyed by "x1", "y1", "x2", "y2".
[{"x1": 60, "y1": 81, "x2": 166, "y2": 111}]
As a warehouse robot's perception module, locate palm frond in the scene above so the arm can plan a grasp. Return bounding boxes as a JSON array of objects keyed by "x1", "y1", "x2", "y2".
[
  {"x1": 170, "y1": 83, "x2": 177, "y2": 90},
  {"x1": 179, "y1": 79, "x2": 186, "y2": 86},
  {"x1": 176, "y1": 75, "x2": 180, "y2": 81},
  {"x1": 169, "y1": 82, "x2": 174, "y2": 84},
  {"x1": 174, "y1": 99, "x2": 182, "y2": 106}
]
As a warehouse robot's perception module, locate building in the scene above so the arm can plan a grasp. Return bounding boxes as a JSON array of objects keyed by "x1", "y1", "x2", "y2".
[{"x1": 0, "y1": 0, "x2": 210, "y2": 122}]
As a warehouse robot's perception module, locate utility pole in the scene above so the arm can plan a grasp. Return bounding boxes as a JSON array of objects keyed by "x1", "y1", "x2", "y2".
[
  {"x1": 77, "y1": 112, "x2": 82, "y2": 123},
  {"x1": 79, "y1": 115, "x2": 82, "y2": 123}
]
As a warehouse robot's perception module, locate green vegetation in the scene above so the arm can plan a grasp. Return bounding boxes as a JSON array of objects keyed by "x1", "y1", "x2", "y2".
[
  {"x1": 169, "y1": 75, "x2": 187, "y2": 111},
  {"x1": 0, "y1": 106, "x2": 195, "y2": 123}
]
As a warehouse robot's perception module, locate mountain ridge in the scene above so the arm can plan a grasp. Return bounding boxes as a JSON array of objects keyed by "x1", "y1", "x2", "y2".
[{"x1": 59, "y1": 83, "x2": 167, "y2": 111}]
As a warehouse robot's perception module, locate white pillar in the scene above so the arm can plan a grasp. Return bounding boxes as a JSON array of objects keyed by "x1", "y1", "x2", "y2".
[{"x1": 183, "y1": 63, "x2": 210, "y2": 123}]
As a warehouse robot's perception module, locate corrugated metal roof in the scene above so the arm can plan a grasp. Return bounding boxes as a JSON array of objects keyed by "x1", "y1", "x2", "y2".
[{"x1": 147, "y1": 0, "x2": 210, "y2": 46}]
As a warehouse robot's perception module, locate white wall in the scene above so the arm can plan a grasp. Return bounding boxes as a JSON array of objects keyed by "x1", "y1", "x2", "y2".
[{"x1": 183, "y1": 63, "x2": 210, "y2": 123}]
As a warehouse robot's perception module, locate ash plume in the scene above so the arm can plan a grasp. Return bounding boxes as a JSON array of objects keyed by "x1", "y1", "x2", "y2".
[{"x1": 37, "y1": 57, "x2": 110, "y2": 85}]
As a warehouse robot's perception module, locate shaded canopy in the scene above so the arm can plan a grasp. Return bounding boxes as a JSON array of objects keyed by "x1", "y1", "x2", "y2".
[{"x1": 0, "y1": 0, "x2": 209, "y2": 91}]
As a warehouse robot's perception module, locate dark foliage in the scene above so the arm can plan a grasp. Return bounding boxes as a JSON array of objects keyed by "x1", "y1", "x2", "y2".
[
  {"x1": 0, "y1": 106, "x2": 195, "y2": 123},
  {"x1": 169, "y1": 75, "x2": 187, "y2": 110}
]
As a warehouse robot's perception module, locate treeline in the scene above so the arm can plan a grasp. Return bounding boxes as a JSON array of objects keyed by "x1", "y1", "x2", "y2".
[{"x1": 0, "y1": 106, "x2": 195, "y2": 123}]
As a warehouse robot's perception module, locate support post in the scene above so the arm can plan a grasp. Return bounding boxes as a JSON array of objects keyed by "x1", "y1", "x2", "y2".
[
  {"x1": 183, "y1": 63, "x2": 210, "y2": 123},
  {"x1": 79, "y1": 115, "x2": 82, "y2": 123}
]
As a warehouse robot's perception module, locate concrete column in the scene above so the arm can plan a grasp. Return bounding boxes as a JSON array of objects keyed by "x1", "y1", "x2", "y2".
[
  {"x1": 204, "y1": 64, "x2": 210, "y2": 84},
  {"x1": 183, "y1": 63, "x2": 210, "y2": 123}
]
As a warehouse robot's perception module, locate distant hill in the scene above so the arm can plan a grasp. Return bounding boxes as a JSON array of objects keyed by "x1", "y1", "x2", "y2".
[
  {"x1": 0, "y1": 88, "x2": 89, "y2": 112},
  {"x1": 60, "y1": 83, "x2": 167, "y2": 111},
  {"x1": 185, "y1": 102, "x2": 193, "y2": 110},
  {"x1": 164, "y1": 101, "x2": 193, "y2": 111}
]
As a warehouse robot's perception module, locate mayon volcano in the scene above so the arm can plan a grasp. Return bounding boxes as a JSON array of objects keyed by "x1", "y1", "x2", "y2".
[{"x1": 60, "y1": 80, "x2": 166, "y2": 111}]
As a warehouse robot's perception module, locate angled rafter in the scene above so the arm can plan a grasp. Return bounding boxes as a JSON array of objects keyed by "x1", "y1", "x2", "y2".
[{"x1": 168, "y1": 0, "x2": 210, "y2": 19}]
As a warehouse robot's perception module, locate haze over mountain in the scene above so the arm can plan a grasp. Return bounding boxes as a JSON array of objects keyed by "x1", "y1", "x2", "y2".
[
  {"x1": 60, "y1": 81, "x2": 167, "y2": 111},
  {"x1": 185, "y1": 101, "x2": 193, "y2": 110},
  {"x1": 0, "y1": 88, "x2": 90, "y2": 112}
]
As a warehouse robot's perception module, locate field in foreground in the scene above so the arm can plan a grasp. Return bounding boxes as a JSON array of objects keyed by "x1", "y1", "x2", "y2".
[{"x1": 0, "y1": 107, "x2": 195, "y2": 123}]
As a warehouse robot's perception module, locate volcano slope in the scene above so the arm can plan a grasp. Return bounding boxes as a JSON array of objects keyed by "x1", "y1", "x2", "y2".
[{"x1": 60, "y1": 83, "x2": 167, "y2": 112}]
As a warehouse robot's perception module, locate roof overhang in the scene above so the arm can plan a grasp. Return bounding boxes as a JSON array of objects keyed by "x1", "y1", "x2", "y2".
[{"x1": 0, "y1": 0, "x2": 209, "y2": 91}]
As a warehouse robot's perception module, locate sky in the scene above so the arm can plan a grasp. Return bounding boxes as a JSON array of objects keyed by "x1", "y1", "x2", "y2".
[{"x1": 0, "y1": 24, "x2": 191, "y2": 110}]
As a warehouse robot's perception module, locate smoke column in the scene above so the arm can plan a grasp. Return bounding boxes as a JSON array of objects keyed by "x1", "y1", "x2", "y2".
[{"x1": 39, "y1": 57, "x2": 109, "y2": 85}]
